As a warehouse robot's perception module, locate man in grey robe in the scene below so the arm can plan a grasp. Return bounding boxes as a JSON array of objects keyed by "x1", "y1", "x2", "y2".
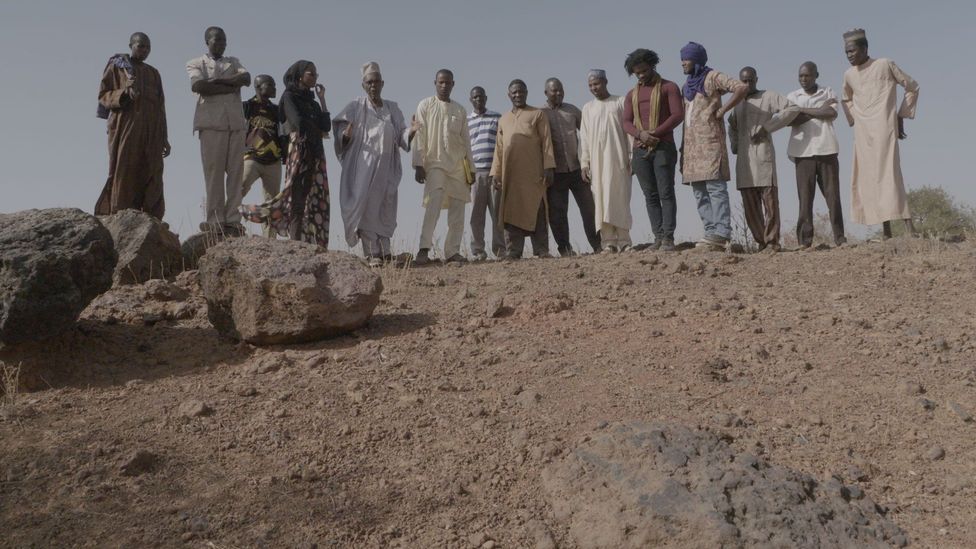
[
  {"x1": 728, "y1": 66, "x2": 798, "y2": 251},
  {"x1": 333, "y1": 62, "x2": 419, "y2": 265}
]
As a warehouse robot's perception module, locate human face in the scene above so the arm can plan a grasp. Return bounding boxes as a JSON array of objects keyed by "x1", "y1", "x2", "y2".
[
  {"x1": 363, "y1": 74, "x2": 384, "y2": 103},
  {"x1": 739, "y1": 70, "x2": 758, "y2": 95},
  {"x1": 631, "y1": 62, "x2": 656, "y2": 85},
  {"x1": 300, "y1": 64, "x2": 318, "y2": 90},
  {"x1": 129, "y1": 35, "x2": 151, "y2": 62},
  {"x1": 206, "y1": 30, "x2": 227, "y2": 58},
  {"x1": 845, "y1": 41, "x2": 868, "y2": 66},
  {"x1": 544, "y1": 80, "x2": 564, "y2": 107},
  {"x1": 508, "y1": 84, "x2": 527, "y2": 109},
  {"x1": 255, "y1": 78, "x2": 276, "y2": 99},
  {"x1": 470, "y1": 88, "x2": 487, "y2": 113},
  {"x1": 435, "y1": 72, "x2": 454, "y2": 101},
  {"x1": 588, "y1": 77, "x2": 609, "y2": 100},
  {"x1": 798, "y1": 65, "x2": 818, "y2": 93},
  {"x1": 681, "y1": 59, "x2": 695, "y2": 75}
]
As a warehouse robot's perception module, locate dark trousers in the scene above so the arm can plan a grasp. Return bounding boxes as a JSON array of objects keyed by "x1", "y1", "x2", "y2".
[
  {"x1": 546, "y1": 170, "x2": 601, "y2": 254},
  {"x1": 287, "y1": 176, "x2": 311, "y2": 241},
  {"x1": 740, "y1": 186, "x2": 780, "y2": 246},
  {"x1": 795, "y1": 154, "x2": 845, "y2": 246},
  {"x1": 504, "y1": 201, "x2": 549, "y2": 258},
  {"x1": 632, "y1": 141, "x2": 678, "y2": 241}
]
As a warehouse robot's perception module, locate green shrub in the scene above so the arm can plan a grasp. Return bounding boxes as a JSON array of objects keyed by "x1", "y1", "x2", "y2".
[{"x1": 884, "y1": 186, "x2": 976, "y2": 238}]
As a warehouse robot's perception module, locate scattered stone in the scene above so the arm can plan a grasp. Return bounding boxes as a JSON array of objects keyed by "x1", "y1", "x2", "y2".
[
  {"x1": 238, "y1": 387, "x2": 258, "y2": 397},
  {"x1": 100, "y1": 209, "x2": 183, "y2": 285},
  {"x1": 673, "y1": 261, "x2": 689, "y2": 273},
  {"x1": 467, "y1": 532, "x2": 489, "y2": 548},
  {"x1": 456, "y1": 287, "x2": 473, "y2": 300},
  {"x1": 947, "y1": 402, "x2": 973, "y2": 423},
  {"x1": 199, "y1": 238, "x2": 382, "y2": 345},
  {"x1": 845, "y1": 466, "x2": 869, "y2": 483},
  {"x1": 917, "y1": 398, "x2": 936, "y2": 411},
  {"x1": 543, "y1": 422, "x2": 906, "y2": 548},
  {"x1": 899, "y1": 381, "x2": 924, "y2": 396},
  {"x1": 1, "y1": 208, "x2": 116, "y2": 344},
  {"x1": 142, "y1": 279, "x2": 190, "y2": 301},
  {"x1": 486, "y1": 294, "x2": 505, "y2": 318},
  {"x1": 178, "y1": 399, "x2": 213, "y2": 418},
  {"x1": 926, "y1": 445, "x2": 946, "y2": 461},
  {"x1": 516, "y1": 390, "x2": 541, "y2": 408},
  {"x1": 120, "y1": 450, "x2": 159, "y2": 476},
  {"x1": 701, "y1": 357, "x2": 732, "y2": 382}
]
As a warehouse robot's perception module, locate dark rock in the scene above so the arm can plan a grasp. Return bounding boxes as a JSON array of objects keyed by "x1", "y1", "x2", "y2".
[
  {"x1": 198, "y1": 238, "x2": 382, "y2": 345},
  {"x1": 100, "y1": 209, "x2": 183, "y2": 285},
  {"x1": 120, "y1": 450, "x2": 159, "y2": 476},
  {"x1": 0, "y1": 208, "x2": 116, "y2": 345},
  {"x1": 543, "y1": 422, "x2": 906, "y2": 548}
]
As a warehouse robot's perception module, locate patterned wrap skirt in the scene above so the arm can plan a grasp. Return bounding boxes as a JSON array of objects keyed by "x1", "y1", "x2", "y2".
[{"x1": 241, "y1": 133, "x2": 330, "y2": 248}]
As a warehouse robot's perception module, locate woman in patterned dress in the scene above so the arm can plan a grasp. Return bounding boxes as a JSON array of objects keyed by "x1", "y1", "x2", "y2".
[{"x1": 242, "y1": 60, "x2": 331, "y2": 247}]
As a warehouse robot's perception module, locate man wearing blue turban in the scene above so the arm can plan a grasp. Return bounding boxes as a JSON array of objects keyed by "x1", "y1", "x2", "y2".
[{"x1": 677, "y1": 42, "x2": 748, "y2": 251}]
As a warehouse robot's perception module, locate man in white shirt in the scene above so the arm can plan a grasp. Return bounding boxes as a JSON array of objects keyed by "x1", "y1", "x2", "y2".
[
  {"x1": 186, "y1": 26, "x2": 251, "y2": 233},
  {"x1": 786, "y1": 61, "x2": 845, "y2": 247},
  {"x1": 412, "y1": 69, "x2": 473, "y2": 265}
]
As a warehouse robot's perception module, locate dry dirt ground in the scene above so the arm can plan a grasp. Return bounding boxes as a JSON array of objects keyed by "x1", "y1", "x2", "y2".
[{"x1": 1, "y1": 237, "x2": 975, "y2": 548}]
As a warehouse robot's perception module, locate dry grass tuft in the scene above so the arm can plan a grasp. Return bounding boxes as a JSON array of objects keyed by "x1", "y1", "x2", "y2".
[{"x1": 1, "y1": 359, "x2": 22, "y2": 408}]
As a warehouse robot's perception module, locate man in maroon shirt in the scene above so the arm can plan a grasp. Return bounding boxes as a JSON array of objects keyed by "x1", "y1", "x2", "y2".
[{"x1": 623, "y1": 48, "x2": 684, "y2": 250}]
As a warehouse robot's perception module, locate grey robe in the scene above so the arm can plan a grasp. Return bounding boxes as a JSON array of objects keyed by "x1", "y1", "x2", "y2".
[
  {"x1": 728, "y1": 90, "x2": 799, "y2": 189},
  {"x1": 333, "y1": 97, "x2": 411, "y2": 247}
]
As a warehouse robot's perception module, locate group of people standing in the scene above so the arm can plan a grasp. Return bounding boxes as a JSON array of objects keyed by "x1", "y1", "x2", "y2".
[{"x1": 96, "y1": 27, "x2": 919, "y2": 265}]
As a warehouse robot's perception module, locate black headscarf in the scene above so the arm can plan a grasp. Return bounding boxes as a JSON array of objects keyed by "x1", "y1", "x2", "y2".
[{"x1": 283, "y1": 60, "x2": 315, "y2": 92}]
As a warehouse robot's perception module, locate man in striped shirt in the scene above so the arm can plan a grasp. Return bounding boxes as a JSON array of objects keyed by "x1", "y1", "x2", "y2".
[{"x1": 467, "y1": 86, "x2": 503, "y2": 260}]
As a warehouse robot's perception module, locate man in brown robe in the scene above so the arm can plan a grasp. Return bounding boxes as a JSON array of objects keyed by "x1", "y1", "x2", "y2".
[
  {"x1": 96, "y1": 32, "x2": 169, "y2": 219},
  {"x1": 490, "y1": 79, "x2": 555, "y2": 260}
]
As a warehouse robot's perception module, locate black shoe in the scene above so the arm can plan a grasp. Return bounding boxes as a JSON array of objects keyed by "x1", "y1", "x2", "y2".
[
  {"x1": 414, "y1": 248, "x2": 431, "y2": 265},
  {"x1": 660, "y1": 239, "x2": 676, "y2": 252}
]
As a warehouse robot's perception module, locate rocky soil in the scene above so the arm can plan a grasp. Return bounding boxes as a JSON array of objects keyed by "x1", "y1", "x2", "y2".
[{"x1": 1, "y1": 238, "x2": 975, "y2": 548}]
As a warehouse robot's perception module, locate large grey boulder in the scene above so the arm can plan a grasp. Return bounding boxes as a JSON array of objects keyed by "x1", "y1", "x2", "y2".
[
  {"x1": 0, "y1": 208, "x2": 116, "y2": 345},
  {"x1": 198, "y1": 237, "x2": 382, "y2": 345},
  {"x1": 100, "y1": 209, "x2": 183, "y2": 285},
  {"x1": 543, "y1": 422, "x2": 907, "y2": 548}
]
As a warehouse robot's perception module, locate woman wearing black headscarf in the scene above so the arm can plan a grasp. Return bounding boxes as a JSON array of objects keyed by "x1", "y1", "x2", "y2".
[{"x1": 242, "y1": 60, "x2": 332, "y2": 247}]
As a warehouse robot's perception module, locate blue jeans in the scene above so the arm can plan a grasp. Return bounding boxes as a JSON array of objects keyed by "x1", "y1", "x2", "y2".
[
  {"x1": 691, "y1": 180, "x2": 731, "y2": 240},
  {"x1": 631, "y1": 142, "x2": 677, "y2": 241}
]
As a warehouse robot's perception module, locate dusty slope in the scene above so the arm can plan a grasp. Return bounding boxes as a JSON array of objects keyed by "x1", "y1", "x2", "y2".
[{"x1": 2, "y1": 238, "x2": 975, "y2": 548}]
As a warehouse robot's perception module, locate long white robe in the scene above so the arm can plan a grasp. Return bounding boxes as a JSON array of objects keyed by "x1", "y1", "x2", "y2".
[
  {"x1": 842, "y1": 57, "x2": 919, "y2": 225},
  {"x1": 580, "y1": 95, "x2": 632, "y2": 230},
  {"x1": 333, "y1": 97, "x2": 411, "y2": 247}
]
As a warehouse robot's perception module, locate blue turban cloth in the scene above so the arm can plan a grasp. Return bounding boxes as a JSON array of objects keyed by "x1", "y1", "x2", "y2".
[{"x1": 680, "y1": 42, "x2": 712, "y2": 102}]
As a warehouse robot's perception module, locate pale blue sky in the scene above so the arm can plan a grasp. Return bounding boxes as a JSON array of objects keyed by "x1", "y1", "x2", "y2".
[{"x1": 1, "y1": 0, "x2": 971, "y2": 251}]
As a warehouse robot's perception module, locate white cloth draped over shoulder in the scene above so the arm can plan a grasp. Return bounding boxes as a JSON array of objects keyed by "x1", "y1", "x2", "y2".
[
  {"x1": 580, "y1": 95, "x2": 633, "y2": 230},
  {"x1": 333, "y1": 97, "x2": 412, "y2": 248}
]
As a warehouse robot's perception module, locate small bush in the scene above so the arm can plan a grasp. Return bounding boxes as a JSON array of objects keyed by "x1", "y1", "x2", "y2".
[{"x1": 883, "y1": 186, "x2": 976, "y2": 239}]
